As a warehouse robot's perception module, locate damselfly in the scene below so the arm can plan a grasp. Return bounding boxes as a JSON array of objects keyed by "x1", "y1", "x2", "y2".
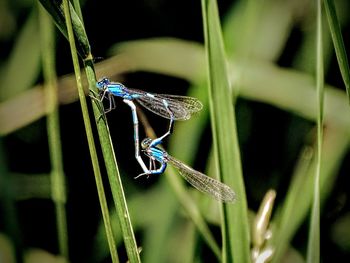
[
  {"x1": 137, "y1": 114, "x2": 236, "y2": 203},
  {"x1": 94, "y1": 77, "x2": 200, "y2": 173},
  {"x1": 95, "y1": 77, "x2": 202, "y2": 120}
]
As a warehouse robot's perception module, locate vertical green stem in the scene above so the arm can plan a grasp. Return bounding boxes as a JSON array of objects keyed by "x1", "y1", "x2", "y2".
[
  {"x1": 60, "y1": 1, "x2": 119, "y2": 262},
  {"x1": 67, "y1": 1, "x2": 141, "y2": 260},
  {"x1": 201, "y1": 0, "x2": 250, "y2": 262},
  {"x1": 72, "y1": 0, "x2": 83, "y2": 22},
  {"x1": 323, "y1": 0, "x2": 350, "y2": 103},
  {"x1": 40, "y1": 0, "x2": 141, "y2": 261},
  {"x1": 307, "y1": 0, "x2": 323, "y2": 262},
  {"x1": 38, "y1": 4, "x2": 69, "y2": 259},
  {"x1": 85, "y1": 58, "x2": 141, "y2": 263}
]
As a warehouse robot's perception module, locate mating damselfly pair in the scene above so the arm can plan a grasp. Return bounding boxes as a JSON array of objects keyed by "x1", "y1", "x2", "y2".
[{"x1": 94, "y1": 77, "x2": 236, "y2": 203}]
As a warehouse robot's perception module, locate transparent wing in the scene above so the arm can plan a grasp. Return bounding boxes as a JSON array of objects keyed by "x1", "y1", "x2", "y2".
[
  {"x1": 167, "y1": 155, "x2": 236, "y2": 202},
  {"x1": 135, "y1": 93, "x2": 203, "y2": 120}
]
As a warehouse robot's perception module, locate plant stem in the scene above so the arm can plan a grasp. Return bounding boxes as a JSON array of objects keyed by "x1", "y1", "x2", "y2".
[
  {"x1": 61, "y1": 1, "x2": 119, "y2": 262},
  {"x1": 38, "y1": 4, "x2": 69, "y2": 260},
  {"x1": 307, "y1": 0, "x2": 323, "y2": 261}
]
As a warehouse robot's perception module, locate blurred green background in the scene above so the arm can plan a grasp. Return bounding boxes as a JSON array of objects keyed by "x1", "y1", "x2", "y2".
[{"x1": 0, "y1": 0, "x2": 350, "y2": 262}]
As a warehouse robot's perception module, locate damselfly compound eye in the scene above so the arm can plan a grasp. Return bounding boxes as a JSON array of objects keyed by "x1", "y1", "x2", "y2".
[{"x1": 141, "y1": 138, "x2": 152, "y2": 149}]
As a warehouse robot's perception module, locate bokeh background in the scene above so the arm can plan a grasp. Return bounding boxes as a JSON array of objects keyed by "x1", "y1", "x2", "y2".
[{"x1": 1, "y1": 0, "x2": 350, "y2": 262}]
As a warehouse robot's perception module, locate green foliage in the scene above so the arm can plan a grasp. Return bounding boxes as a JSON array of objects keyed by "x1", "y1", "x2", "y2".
[
  {"x1": 307, "y1": 1, "x2": 323, "y2": 262},
  {"x1": 324, "y1": 0, "x2": 350, "y2": 103},
  {"x1": 201, "y1": 0, "x2": 250, "y2": 262},
  {"x1": 1, "y1": 0, "x2": 350, "y2": 262},
  {"x1": 38, "y1": 0, "x2": 90, "y2": 59}
]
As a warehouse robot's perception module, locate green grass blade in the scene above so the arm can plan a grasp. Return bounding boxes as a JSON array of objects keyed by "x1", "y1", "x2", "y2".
[
  {"x1": 38, "y1": 4, "x2": 69, "y2": 259},
  {"x1": 323, "y1": 0, "x2": 350, "y2": 103},
  {"x1": 60, "y1": 1, "x2": 119, "y2": 262},
  {"x1": 84, "y1": 56, "x2": 142, "y2": 262},
  {"x1": 36, "y1": 3, "x2": 141, "y2": 262},
  {"x1": 72, "y1": 0, "x2": 84, "y2": 22},
  {"x1": 307, "y1": 0, "x2": 323, "y2": 262},
  {"x1": 70, "y1": 5, "x2": 142, "y2": 263},
  {"x1": 201, "y1": 0, "x2": 250, "y2": 262},
  {"x1": 38, "y1": 0, "x2": 90, "y2": 59},
  {"x1": 86, "y1": 58, "x2": 142, "y2": 263}
]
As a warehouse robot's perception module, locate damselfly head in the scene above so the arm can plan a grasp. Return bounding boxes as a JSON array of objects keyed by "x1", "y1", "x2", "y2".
[
  {"x1": 141, "y1": 138, "x2": 152, "y2": 149},
  {"x1": 96, "y1": 77, "x2": 111, "y2": 90}
]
